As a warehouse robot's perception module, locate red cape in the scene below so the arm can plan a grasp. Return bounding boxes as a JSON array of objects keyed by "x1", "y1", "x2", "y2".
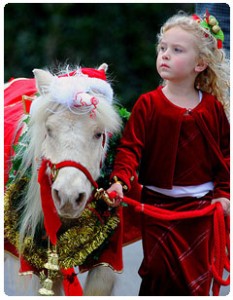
[{"x1": 4, "y1": 78, "x2": 37, "y2": 185}]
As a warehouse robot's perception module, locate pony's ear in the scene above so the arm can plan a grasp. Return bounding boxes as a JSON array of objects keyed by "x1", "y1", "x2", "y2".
[
  {"x1": 98, "y1": 63, "x2": 108, "y2": 72},
  {"x1": 89, "y1": 63, "x2": 113, "y2": 102},
  {"x1": 33, "y1": 69, "x2": 54, "y2": 94}
]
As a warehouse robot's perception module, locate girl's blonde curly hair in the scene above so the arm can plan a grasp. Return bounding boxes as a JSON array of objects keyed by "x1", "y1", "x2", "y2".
[{"x1": 157, "y1": 12, "x2": 230, "y2": 118}]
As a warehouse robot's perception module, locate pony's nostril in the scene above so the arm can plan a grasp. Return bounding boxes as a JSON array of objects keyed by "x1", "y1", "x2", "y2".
[
  {"x1": 53, "y1": 189, "x2": 61, "y2": 205},
  {"x1": 75, "y1": 192, "x2": 86, "y2": 205}
]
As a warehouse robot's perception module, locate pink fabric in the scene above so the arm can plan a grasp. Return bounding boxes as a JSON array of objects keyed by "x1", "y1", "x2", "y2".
[{"x1": 4, "y1": 78, "x2": 37, "y2": 185}]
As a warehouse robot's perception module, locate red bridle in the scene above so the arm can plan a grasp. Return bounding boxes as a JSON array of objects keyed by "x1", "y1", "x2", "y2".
[
  {"x1": 37, "y1": 129, "x2": 107, "y2": 245},
  {"x1": 47, "y1": 159, "x2": 98, "y2": 189},
  {"x1": 38, "y1": 158, "x2": 99, "y2": 245}
]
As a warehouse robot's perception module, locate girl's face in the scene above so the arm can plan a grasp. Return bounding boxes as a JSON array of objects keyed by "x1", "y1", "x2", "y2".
[{"x1": 156, "y1": 26, "x2": 200, "y2": 84}]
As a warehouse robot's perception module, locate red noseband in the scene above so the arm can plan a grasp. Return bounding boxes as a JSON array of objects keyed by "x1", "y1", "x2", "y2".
[{"x1": 47, "y1": 159, "x2": 99, "y2": 189}]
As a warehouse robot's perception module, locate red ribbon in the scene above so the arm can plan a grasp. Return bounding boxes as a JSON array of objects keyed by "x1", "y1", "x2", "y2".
[
  {"x1": 33, "y1": 159, "x2": 85, "y2": 295},
  {"x1": 38, "y1": 159, "x2": 62, "y2": 245},
  {"x1": 62, "y1": 268, "x2": 83, "y2": 296}
]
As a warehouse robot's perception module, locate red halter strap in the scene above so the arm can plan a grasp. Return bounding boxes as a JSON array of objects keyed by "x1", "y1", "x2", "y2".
[
  {"x1": 47, "y1": 160, "x2": 98, "y2": 189},
  {"x1": 37, "y1": 159, "x2": 98, "y2": 245}
]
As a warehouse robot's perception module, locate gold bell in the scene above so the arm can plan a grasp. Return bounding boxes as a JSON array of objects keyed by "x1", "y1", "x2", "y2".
[
  {"x1": 44, "y1": 250, "x2": 59, "y2": 271},
  {"x1": 38, "y1": 278, "x2": 55, "y2": 296}
]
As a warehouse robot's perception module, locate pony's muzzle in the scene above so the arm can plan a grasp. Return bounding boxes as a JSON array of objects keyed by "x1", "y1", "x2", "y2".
[{"x1": 52, "y1": 188, "x2": 87, "y2": 217}]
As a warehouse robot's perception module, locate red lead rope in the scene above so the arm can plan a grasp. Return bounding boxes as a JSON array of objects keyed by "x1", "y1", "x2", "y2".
[{"x1": 120, "y1": 195, "x2": 230, "y2": 296}]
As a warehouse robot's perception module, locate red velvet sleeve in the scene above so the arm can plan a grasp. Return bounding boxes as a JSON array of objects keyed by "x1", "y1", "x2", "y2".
[
  {"x1": 110, "y1": 94, "x2": 151, "y2": 190},
  {"x1": 213, "y1": 104, "x2": 230, "y2": 200}
]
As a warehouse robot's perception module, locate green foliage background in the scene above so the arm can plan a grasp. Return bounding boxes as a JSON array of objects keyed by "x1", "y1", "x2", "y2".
[{"x1": 4, "y1": 3, "x2": 194, "y2": 109}]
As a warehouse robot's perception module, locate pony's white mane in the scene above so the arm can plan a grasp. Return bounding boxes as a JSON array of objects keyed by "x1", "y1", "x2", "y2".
[{"x1": 17, "y1": 66, "x2": 121, "y2": 247}]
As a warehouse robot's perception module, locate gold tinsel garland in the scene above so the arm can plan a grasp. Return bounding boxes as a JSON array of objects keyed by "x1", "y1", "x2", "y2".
[{"x1": 4, "y1": 178, "x2": 120, "y2": 272}]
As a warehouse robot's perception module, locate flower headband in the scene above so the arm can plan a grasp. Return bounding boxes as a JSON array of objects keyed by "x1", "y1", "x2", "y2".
[{"x1": 192, "y1": 9, "x2": 224, "y2": 49}]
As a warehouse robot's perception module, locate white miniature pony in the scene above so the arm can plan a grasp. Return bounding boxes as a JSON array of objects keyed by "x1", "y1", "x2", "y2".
[{"x1": 4, "y1": 63, "x2": 123, "y2": 296}]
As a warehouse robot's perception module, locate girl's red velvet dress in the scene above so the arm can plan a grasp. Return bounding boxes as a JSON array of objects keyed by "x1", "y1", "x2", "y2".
[{"x1": 111, "y1": 86, "x2": 230, "y2": 295}]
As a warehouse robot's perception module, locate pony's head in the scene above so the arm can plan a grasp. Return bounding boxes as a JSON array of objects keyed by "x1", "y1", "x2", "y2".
[{"x1": 19, "y1": 64, "x2": 121, "y2": 241}]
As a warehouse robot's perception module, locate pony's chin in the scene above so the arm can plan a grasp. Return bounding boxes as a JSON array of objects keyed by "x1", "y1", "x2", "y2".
[{"x1": 59, "y1": 211, "x2": 83, "y2": 220}]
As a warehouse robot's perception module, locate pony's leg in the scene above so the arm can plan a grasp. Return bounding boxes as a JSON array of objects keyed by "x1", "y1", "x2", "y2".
[
  {"x1": 84, "y1": 266, "x2": 115, "y2": 296},
  {"x1": 4, "y1": 252, "x2": 40, "y2": 296},
  {"x1": 4, "y1": 252, "x2": 64, "y2": 296}
]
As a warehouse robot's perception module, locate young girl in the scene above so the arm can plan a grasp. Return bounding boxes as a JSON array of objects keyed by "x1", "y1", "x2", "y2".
[{"x1": 108, "y1": 11, "x2": 230, "y2": 296}]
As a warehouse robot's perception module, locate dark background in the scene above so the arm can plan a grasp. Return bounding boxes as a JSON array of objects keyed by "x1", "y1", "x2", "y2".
[{"x1": 4, "y1": 3, "x2": 194, "y2": 109}]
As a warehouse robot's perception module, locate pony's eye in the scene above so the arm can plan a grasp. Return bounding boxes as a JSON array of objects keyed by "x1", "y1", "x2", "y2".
[
  {"x1": 94, "y1": 132, "x2": 102, "y2": 139},
  {"x1": 46, "y1": 125, "x2": 53, "y2": 137}
]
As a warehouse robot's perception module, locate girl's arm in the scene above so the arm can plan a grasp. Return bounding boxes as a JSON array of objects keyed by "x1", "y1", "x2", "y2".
[
  {"x1": 109, "y1": 95, "x2": 149, "y2": 190},
  {"x1": 213, "y1": 103, "x2": 230, "y2": 200},
  {"x1": 212, "y1": 103, "x2": 230, "y2": 215}
]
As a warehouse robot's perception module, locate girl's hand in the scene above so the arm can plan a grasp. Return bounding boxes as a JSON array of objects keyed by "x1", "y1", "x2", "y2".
[
  {"x1": 107, "y1": 183, "x2": 123, "y2": 207},
  {"x1": 211, "y1": 197, "x2": 230, "y2": 215}
]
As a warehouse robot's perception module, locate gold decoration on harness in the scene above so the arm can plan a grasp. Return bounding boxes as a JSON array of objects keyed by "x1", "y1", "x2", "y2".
[
  {"x1": 39, "y1": 277, "x2": 55, "y2": 296},
  {"x1": 111, "y1": 175, "x2": 128, "y2": 191},
  {"x1": 39, "y1": 241, "x2": 60, "y2": 295},
  {"x1": 50, "y1": 164, "x2": 59, "y2": 182},
  {"x1": 44, "y1": 247, "x2": 59, "y2": 271},
  {"x1": 94, "y1": 188, "x2": 115, "y2": 206}
]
